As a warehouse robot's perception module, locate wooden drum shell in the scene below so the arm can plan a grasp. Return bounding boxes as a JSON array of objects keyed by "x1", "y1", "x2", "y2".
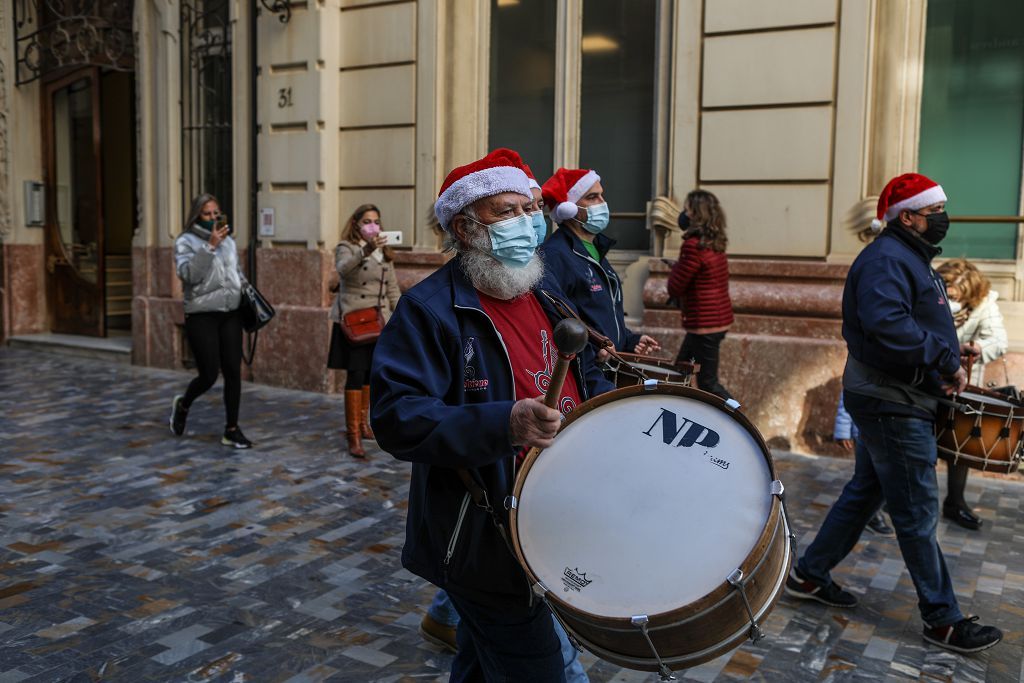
[{"x1": 936, "y1": 386, "x2": 1024, "y2": 474}]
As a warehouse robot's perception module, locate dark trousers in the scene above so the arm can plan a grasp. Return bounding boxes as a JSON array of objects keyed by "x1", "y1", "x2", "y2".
[
  {"x1": 797, "y1": 415, "x2": 962, "y2": 627},
  {"x1": 676, "y1": 331, "x2": 733, "y2": 401},
  {"x1": 448, "y1": 593, "x2": 566, "y2": 683},
  {"x1": 182, "y1": 309, "x2": 242, "y2": 427}
]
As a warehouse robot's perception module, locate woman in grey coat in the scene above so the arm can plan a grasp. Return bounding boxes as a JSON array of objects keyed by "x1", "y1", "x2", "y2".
[
  {"x1": 169, "y1": 193, "x2": 252, "y2": 449},
  {"x1": 328, "y1": 203, "x2": 401, "y2": 457}
]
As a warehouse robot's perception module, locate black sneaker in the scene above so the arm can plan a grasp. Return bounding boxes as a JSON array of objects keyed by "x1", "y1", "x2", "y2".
[
  {"x1": 923, "y1": 616, "x2": 1002, "y2": 654},
  {"x1": 865, "y1": 511, "x2": 895, "y2": 537},
  {"x1": 784, "y1": 568, "x2": 859, "y2": 607},
  {"x1": 221, "y1": 427, "x2": 253, "y2": 449},
  {"x1": 170, "y1": 395, "x2": 188, "y2": 436}
]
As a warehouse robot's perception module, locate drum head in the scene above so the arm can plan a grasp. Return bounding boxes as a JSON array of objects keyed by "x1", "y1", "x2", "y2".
[
  {"x1": 515, "y1": 387, "x2": 773, "y2": 618},
  {"x1": 630, "y1": 361, "x2": 683, "y2": 379},
  {"x1": 961, "y1": 390, "x2": 1016, "y2": 409}
]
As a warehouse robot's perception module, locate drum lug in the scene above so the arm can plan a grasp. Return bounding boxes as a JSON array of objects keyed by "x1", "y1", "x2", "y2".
[
  {"x1": 726, "y1": 569, "x2": 767, "y2": 644},
  {"x1": 771, "y1": 479, "x2": 798, "y2": 558},
  {"x1": 644, "y1": 379, "x2": 658, "y2": 390},
  {"x1": 724, "y1": 398, "x2": 742, "y2": 411},
  {"x1": 771, "y1": 480, "x2": 785, "y2": 497},
  {"x1": 504, "y1": 495, "x2": 518, "y2": 510},
  {"x1": 629, "y1": 615, "x2": 677, "y2": 681}
]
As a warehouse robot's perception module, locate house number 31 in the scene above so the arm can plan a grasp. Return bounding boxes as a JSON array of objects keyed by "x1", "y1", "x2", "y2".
[{"x1": 278, "y1": 87, "x2": 293, "y2": 108}]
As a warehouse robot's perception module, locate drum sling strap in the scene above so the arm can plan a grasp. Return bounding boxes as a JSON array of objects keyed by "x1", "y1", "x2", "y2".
[{"x1": 537, "y1": 289, "x2": 633, "y2": 367}]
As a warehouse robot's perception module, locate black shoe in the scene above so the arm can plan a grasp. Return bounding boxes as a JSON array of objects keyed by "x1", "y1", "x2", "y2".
[
  {"x1": 221, "y1": 427, "x2": 253, "y2": 449},
  {"x1": 923, "y1": 616, "x2": 1002, "y2": 654},
  {"x1": 170, "y1": 395, "x2": 188, "y2": 436},
  {"x1": 784, "y1": 568, "x2": 859, "y2": 607},
  {"x1": 943, "y1": 503, "x2": 982, "y2": 530},
  {"x1": 865, "y1": 511, "x2": 895, "y2": 537}
]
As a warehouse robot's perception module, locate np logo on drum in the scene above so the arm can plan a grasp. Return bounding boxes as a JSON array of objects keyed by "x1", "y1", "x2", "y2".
[
  {"x1": 643, "y1": 407, "x2": 730, "y2": 468},
  {"x1": 562, "y1": 567, "x2": 593, "y2": 593}
]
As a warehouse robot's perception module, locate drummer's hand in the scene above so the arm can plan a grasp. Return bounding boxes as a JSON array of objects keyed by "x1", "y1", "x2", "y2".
[
  {"x1": 510, "y1": 397, "x2": 562, "y2": 449},
  {"x1": 942, "y1": 366, "x2": 968, "y2": 395},
  {"x1": 960, "y1": 341, "x2": 980, "y2": 358},
  {"x1": 596, "y1": 347, "x2": 611, "y2": 363},
  {"x1": 633, "y1": 335, "x2": 661, "y2": 356}
]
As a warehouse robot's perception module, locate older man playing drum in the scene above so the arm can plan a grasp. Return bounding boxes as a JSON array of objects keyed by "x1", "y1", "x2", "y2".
[{"x1": 370, "y1": 149, "x2": 613, "y2": 681}]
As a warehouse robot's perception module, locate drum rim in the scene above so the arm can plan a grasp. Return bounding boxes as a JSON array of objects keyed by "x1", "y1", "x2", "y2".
[
  {"x1": 954, "y1": 384, "x2": 1024, "y2": 414},
  {"x1": 510, "y1": 382, "x2": 782, "y2": 628}
]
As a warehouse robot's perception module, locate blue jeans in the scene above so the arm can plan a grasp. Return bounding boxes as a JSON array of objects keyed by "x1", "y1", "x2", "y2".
[
  {"x1": 431, "y1": 589, "x2": 587, "y2": 682},
  {"x1": 797, "y1": 415, "x2": 963, "y2": 627},
  {"x1": 447, "y1": 592, "x2": 566, "y2": 683}
]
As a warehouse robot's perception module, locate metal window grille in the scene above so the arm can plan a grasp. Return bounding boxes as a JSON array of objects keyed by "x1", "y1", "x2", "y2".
[{"x1": 180, "y1": 0, "x2": 233, "y2": 218}]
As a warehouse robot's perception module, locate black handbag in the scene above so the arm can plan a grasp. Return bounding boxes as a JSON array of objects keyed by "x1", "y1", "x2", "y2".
[{"x1": 240, "y1": 282, "x2": 275, "y2": 333}]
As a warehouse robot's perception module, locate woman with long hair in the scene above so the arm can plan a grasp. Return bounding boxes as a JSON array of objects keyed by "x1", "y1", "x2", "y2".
[
  {"x1": 170, "y1": 193, "x2": 252, "y2": 448},
  {"x1": 936, "y1": 258, "x2": 1009, "y2": 530},
  {"x1": 666, "y1": 190, "x2": 735, "y2": 400},
  {"x1": 328, "y1": 204, "x2": 401, "y2": 457}
]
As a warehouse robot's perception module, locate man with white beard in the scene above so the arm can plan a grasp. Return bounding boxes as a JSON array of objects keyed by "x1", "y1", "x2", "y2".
[{"x1": 370, "y1": 149, "x2": 613, "y2": 681}]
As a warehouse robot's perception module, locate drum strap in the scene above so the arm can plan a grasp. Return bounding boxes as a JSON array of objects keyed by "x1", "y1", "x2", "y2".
[{"x1": 537, "y1": 289, "x2": 631, "y2": 366}]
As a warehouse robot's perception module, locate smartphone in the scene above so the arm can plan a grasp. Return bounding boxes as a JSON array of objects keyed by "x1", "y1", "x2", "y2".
[
  {"x1": 380, "y1": 230, "x2": 403, "y2": 245},
  {"x1": 217, "y1": 214, "x2": 232, "y2": 235}
]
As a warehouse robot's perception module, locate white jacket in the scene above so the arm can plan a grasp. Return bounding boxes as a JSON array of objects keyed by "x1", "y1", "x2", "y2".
[
  {"x1": 175, "y1": 227, "x2": 244, "y2": 314},
  {"x1": 955, "y1": 290, "x2": 1009, "y2": 380}
]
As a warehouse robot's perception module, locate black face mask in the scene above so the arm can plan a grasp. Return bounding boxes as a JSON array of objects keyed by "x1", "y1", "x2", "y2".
[
  {"x1": 677, "y1": 211, "x2": 690, "y2": 230},
  {"x1": 916, "y1": 211, "x2": 950, "y2": 245}
]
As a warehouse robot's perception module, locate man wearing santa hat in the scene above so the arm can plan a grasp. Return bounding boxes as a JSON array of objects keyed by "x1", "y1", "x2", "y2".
[
  {"x1": 786, "y1": 173, "x2": 1000, "y2": 654},
  {"x1": 539, "y1": 168, "x2": 660, "y2": 357},
  {"x1": 370, "y1": 149, "x2": 613, "y2": 680}
]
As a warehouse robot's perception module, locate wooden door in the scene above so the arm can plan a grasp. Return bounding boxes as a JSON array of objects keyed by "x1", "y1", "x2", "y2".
[{"x1": 43, "y1": 69, "x2": 105, "y2": 336}]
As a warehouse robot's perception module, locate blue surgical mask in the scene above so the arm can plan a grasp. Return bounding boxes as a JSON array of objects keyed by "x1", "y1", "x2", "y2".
[
  {"x1": 579, "y1": 202, "x2": 610, "y2": 234},
  {"x1": 466, "y1": 213, "x2": 537, "y2": 268},
  {"x1": 530, "y1": 211, "x2": 547, "y2": 245}
]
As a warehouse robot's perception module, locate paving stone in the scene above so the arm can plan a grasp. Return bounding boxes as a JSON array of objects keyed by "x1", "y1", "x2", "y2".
[{"x1": 1, "y1": 347, "x2": 1022, "y2": 682}]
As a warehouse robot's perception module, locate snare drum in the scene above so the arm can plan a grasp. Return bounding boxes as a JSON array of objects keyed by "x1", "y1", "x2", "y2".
[
  {"x1": 510, "y1": 384, "x2": 792, "y2": 674},
  {"x1": 608, "y1": 353, "x2": 698, "y2": 389},
  {"x1": 936, "y1": 385, "x2": 1024, "y2": 474}
]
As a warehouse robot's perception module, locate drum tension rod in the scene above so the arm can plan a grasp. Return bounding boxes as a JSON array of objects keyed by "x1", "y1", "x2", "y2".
[
  {"x1": 629, "y1": 615, "x2": 677, "y2": 681},
  {"x1": 534, "y1": 584, "x2": 586, "y2": 655},
  {"x1": 772, "y1": 480, "x2": 797, "y2": 557},
  {"x1": 726, "y1": 569, "x2": 766, "y2": 644}
]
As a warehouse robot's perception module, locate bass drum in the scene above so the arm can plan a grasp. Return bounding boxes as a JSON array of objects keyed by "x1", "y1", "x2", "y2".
[{"x1": 510, "y1": 384, "x2": 792, "y2": 674}]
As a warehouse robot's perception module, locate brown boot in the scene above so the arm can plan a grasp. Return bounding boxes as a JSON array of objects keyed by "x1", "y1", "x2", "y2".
[
  {"x1": 345, "y1": 390, "x2": 366, "y2": 458},
  {"x1": 360, "y1": 385, "x2": 375, "y2": 440}
]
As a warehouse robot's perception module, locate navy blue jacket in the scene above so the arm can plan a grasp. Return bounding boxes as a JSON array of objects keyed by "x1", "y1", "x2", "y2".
[
  {"x1": 369, "y1": 257, "x2": 614, "y2": 610},
  {"x1": 842, "y1": 226, "x2": 960, "y2": 415},
  {"x1": 540, "y1": 226, "x2": 642, "y2": 352}
]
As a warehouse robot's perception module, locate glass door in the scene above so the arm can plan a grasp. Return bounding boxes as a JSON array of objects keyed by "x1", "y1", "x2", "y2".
[{"x1": 44, "y1": 69, "x2": 106, "y2": 336}]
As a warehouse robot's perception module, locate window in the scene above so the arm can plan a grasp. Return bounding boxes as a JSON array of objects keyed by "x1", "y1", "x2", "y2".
[
  {"x1": 919, "y1": 0, "x2": 1024, "y2": 259},
  {"x1": 487, "y1": 0, "x2": 659, "y2": 251},
  {"x1": 181, "y1": 0, "x2": 234, "y2": 218}
]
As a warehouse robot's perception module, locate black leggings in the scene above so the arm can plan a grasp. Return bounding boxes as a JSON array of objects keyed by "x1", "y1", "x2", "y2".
[
  {"x1": 345, "y1": 369, "x2": 369, "y2": 390},
  {"x1": 182, "y1": 309, "x2": 242, "y2": 427},
  {"x1": 676, "y1": 331, "x2": 734, "y2": 401}
]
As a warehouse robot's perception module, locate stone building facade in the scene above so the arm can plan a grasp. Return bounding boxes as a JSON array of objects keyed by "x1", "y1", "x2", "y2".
[{"x1": 1, "y1": 0, "x2": 1022, "y2": 454}]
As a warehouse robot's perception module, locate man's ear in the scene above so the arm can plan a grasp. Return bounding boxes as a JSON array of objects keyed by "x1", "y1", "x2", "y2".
[
  {"x1": 449, "y1": 214, "x2": 470, "y2": 245},
  {"x1": 898, "y1": 210, "x2": 913, "y2": 227}
]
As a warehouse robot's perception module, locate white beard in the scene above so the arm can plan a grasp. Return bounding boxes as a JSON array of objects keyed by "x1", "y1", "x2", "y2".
[{"x1": 459, "y1": 228, "x2": 544, "y2": 300}]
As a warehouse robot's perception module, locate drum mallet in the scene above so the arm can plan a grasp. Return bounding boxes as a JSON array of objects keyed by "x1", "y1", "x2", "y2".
[{"x1": 545, "y1": 319, "x2": 589, "y2": 409}]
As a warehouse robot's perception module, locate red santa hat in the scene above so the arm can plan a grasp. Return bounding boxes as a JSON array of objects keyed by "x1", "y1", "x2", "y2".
[
  {"x1": 871, "y1": 173, "x2": 947, "y2": 232},
  {"x1": 520, "y1": 161, "x2": 541, "y2": 192},
  {"x1": 434, "y1": 148, "x2": 531, "y2": 230},
  {"x1": 541, "y1": 168, "x2": 601, "y2": 223}
]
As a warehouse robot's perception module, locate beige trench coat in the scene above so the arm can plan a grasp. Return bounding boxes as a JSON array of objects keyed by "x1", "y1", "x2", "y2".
[{"x1": 329, "y1": 241, "x2": 401, "y2": 323}]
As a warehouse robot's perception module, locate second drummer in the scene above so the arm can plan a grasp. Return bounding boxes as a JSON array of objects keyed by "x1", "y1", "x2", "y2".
[{"x1": 785, "y1": 173, "x2": 1001, "y2": 654}]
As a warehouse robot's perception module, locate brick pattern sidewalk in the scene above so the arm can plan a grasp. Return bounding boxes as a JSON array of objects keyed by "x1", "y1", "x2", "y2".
[{"x1": 0, "y1": 348, "x2": 1021, "y2": 682}]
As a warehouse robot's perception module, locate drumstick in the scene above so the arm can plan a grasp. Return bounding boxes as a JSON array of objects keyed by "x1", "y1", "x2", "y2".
[{"x1": 544, "y1": 319, "x2": 589, "y2": 410}]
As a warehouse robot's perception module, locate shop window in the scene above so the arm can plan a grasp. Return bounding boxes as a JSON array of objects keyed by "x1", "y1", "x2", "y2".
[{"x1": 919, "y1": 0, "x2": 1024, "y2": 259}]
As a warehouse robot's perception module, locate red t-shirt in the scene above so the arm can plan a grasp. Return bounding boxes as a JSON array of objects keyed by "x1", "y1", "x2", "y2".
[{"x1": 477, "y1": 291, "x2": 582, "y2": 417}]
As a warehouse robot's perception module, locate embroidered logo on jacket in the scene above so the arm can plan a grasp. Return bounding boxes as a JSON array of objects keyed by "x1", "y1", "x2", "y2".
[
  {"x1": 587, "y1": 266, "x2": 604, "y2": 293},
  {"x1": 463, "y1": 338, "x2": 489, "y2": 391}
]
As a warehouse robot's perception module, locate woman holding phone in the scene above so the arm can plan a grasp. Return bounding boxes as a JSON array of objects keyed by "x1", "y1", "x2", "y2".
[
  {"x1": 329, "y1": 204, "x2": 402, "y2": 457},
  {"x1": 169, "y1": 193, "x2": 252, "y2": 449}
]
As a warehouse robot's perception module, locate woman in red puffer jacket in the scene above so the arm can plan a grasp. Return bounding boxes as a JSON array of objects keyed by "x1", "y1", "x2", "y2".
[{"x1": 667, "y1": 190, "x2": 735, "y2": 400}]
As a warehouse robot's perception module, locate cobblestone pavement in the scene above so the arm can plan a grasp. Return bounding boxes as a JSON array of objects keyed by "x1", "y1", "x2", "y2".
[{"x1": 1, "y1": 347, "x2": 1022, "y2": 682}]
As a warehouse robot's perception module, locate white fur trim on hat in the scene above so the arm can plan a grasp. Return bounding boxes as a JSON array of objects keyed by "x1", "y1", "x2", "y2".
[
  {"x1": 434, "y1": 166, "x2": 531, "y2": 230},
  {"x1": 566, "y1": 170, "x2": 600, "y2": 204},
  {"x1": 883, "y1": 185, "x2": 947, "y2": 222},
  {"x1": 528, "y1": 178, "x2": 541, "y2": 191},
  {"x1": 554, "y1": 201, "x2": 579, "y2": 223}
]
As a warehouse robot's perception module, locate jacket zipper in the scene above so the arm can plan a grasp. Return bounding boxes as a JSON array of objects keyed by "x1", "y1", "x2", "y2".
[
  {"x1": 444, "y1": 492, "x2": 472, "y2": 575},
  {"x1": 572, "y1": 247, "x2": 622, "y2": 343}
]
